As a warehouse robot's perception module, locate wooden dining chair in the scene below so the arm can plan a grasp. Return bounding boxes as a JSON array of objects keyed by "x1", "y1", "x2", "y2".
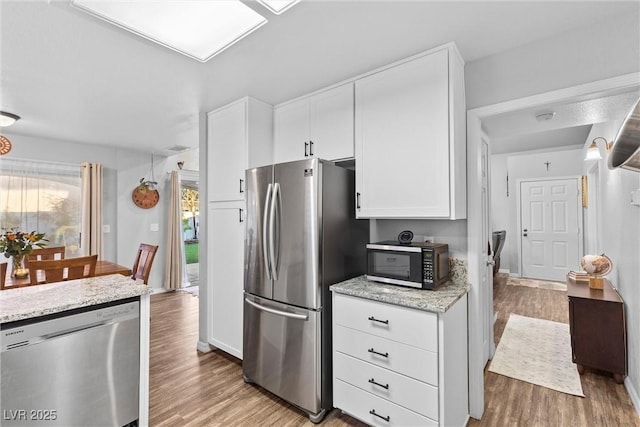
[
  {"x1": 132, "y1": 243, "x2": 158, "y2": 284},
  {"x1": 26, "y1": 246, "x2": 66, "y2": 265},
  {"x1": 0, "y1": 262, "x2": 7, "y2": 290},
  {"x1": 27, "y1": 255, "x2": 98, "y2": 285}
]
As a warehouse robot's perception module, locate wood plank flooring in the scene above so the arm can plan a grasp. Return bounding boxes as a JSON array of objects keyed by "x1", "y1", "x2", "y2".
[
  {"x1": 468, "y1": 274, "x2": 639, "y2": 427},
  {"x1": 149, "y1": 291, "x2": 363, "y2": 426},
  {"x1": 149, "y1": 278, "x2": 639, "y2": 426}
]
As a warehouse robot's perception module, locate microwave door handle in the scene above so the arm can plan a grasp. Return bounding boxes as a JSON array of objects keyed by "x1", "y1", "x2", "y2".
[
  {"x1": 436, "y1": 251, "x2": 445, "y2": 281},
  {"x1": 263, "y1": 183, "x2": 273, "y2": 280}
]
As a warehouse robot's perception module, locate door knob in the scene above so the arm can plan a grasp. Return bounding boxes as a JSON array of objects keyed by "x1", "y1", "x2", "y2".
[{"x1": 523, "y1": 228, "x2": 528, "y2": 237}]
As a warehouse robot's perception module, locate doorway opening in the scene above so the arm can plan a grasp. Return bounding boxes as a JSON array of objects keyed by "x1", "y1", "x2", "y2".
[
  {"x1": 466, "y1": 73, "x2": 640, "y2": 419},
  {"x1": 180, "y1": 174, "x2": 200, "y2": 294}
]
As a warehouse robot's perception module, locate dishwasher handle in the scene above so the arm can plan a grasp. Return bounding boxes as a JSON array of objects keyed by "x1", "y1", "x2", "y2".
[
  {"x1": 41, "y1": 320, "x2": 110, "y2": 341},
  {"x1": 245, "y1": 298, "x2": 308, "y2": 320}
]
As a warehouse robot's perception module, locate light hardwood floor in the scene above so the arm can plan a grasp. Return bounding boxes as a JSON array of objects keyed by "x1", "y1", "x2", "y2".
[{"x1": 149, "y1": 279, "x2": 639, "y2": 426}]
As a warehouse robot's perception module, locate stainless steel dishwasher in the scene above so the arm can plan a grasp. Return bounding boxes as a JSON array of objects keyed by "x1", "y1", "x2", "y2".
[{"x1": 1, "y1": 299, "x2": 140, "y2": 427}]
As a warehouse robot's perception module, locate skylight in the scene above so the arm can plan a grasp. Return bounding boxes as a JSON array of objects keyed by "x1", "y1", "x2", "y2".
[
  {"x1": 256, "y1": 0, "x2": 300, "y2": 15},
  {"x1": 71, "y1": 0, "x2": 268, "y2": 62}
]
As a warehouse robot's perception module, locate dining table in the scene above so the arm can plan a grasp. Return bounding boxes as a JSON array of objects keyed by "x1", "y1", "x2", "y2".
[{"x1": 3, "y1": 260, "x2": 133, "y2": 289}]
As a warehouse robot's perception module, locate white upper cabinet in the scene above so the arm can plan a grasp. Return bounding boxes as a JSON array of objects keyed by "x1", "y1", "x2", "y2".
[
  {"x1": 207, "y1": 97, "x2": 273, "y2": 202},
  {"x1": 273, "y1": 98, "x2": 309, "y2": 163},
  {"x1": 274, "y1": 83, "x2": 354, "y2": 163},
  {"x1": 355, "y1": 44, "x2": 466, "y2": 219}
]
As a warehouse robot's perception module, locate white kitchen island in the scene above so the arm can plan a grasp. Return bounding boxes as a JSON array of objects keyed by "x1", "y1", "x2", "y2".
[{"x1": 0, "y1": 274, "x2": 152, "y2": 426}]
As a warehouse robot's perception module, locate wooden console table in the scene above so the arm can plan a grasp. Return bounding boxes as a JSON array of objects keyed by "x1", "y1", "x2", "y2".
[{"x1": 567, "y1": 276, "x2": 627, "y2": 383}]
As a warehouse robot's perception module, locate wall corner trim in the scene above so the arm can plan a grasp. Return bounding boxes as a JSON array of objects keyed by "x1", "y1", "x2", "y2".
[{"x1": 624, "y1": 377, "x2": 640, "y2": 418}]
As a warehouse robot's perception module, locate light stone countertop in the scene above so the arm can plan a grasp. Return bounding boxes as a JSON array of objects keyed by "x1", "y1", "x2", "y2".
[
  {"x1": 330, "y1": 275, "x2": 470, "y2": 313},
  {"x1": 0, "y1": 274, "x2": 152, "y2": 324}
]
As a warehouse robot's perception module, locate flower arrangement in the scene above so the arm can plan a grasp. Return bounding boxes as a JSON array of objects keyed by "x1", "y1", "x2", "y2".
[
  {"x1": 1, "y1": 229, "x2": 48, "y2": 278},
  {"x1": 0, "y1": 229, "x2": 48, "y2": 258}
]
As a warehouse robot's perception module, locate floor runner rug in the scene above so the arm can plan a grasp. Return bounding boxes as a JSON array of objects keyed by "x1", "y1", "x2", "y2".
[
  {"x1": 506, "y1": 276, "x2": 567, "y2": 291},
  {"x1": 489, "y1": 313, "x2": 584, "y2": 397}
]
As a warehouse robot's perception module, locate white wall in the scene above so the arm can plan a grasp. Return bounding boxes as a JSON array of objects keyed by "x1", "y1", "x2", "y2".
[
  {"x1": 465, "y1": 13, "x2": 640, "y2": 109},
  {"x1": 166, "y1": 148, "x2": 200, "y2": 172},
  {"x1": 584, "y1": 121, "x2": 640, "y2": 411},
  {"x1": 371, "y1": 219, "x2": 467, "y2": 258},
  {"x1": 2, "y1": 132, "x2": 170, "y2": 290},
  {"x1": 490, "y1": 147, "x2": 584, "y2": 275}
]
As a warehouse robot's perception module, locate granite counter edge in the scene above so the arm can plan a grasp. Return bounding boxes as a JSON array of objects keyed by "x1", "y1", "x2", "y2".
[
  {"x1": 1, "y1": 287, "x2": 152, "y2": 324},
  {"x1": 330, "y1": 281, "x2": 471, "y2": 313}
]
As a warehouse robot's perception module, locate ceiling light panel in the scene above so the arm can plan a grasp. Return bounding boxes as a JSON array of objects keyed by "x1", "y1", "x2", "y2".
[
  {"x1": 71, "y1": 1, "x2": 267, "y2": 62},
  {"x1": 256, "y1": 0, "x2": 300, "y2": 15}
]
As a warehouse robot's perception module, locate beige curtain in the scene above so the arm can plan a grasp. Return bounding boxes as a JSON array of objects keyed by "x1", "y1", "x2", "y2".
[
  {"x1": 164, "y1": 170, "x2": 184, "y2": 290},
  {"x1": 80, "y1": 162, "x2": 103, "y2": 259}
]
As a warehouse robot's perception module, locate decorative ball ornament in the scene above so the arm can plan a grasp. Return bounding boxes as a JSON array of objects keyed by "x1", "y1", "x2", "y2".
[
  {"x1": 132, "y1": 185, "x2": 160, "y2": 209},
  {"x1": 0, "y1": 135, "x2": 12, "y2": 155}
]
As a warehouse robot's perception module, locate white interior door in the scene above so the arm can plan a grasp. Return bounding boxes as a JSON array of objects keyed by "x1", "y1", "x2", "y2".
[
  {"x1": 480, "y1": 138, "x2": 495, "y2": 361},
  {"x1": 520, "y1": 178, "x2": 582, "y2": 281}
]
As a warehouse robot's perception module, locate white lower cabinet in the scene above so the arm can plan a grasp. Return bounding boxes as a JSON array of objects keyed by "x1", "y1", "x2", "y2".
[
  {"x1": 208, "y1": 201, "x2": 245, "y2": 359},
  {"x1": 334, "y1": 380, "x2": 437, "y2": 427},
  {"x1": 332, "y1": 292, "x2": 468, "y2": 426}
]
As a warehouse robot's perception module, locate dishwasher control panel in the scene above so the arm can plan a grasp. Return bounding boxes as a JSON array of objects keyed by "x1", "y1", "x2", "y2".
[{"x1": 1, "y1": 300, "x2": 139, "y2": 351}]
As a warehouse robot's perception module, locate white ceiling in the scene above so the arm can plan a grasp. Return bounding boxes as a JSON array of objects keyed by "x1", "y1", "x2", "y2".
[
  {"x1": 1, "y1": 0, "x2": 638, "y2": 156},
  {"x1": 486, "y1": 90, "x2": 640, "y2": 154}
]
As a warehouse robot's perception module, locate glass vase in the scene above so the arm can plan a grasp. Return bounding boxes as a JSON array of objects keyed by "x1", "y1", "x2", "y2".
[{"x1": 11, "y1": 254, "x2": 28, "y2": 279}]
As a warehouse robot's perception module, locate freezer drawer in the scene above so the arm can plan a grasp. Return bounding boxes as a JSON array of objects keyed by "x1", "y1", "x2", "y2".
[{"x1": 243, "y1": 293, "x2": 321, "y2": 415}]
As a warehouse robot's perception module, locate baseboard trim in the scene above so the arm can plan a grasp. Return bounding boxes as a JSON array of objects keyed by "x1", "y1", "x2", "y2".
[
  {"x1": 624, "y1": 377, "x2": 640, "y2": 418},
  {"x1": 197, "y1": 340, "x2": 212, "y2": 353},
  {"x1": 498, "y1": 268, "x2": 510, "y2": 274},
  {"x1": 151, "y1": 287, "x2": 170, "y2": 295}
]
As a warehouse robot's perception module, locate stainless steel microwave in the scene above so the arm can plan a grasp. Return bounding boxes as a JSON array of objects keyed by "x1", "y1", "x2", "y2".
[{"x1": 366, "y1": 241, "x2": 449, "y2": 289}]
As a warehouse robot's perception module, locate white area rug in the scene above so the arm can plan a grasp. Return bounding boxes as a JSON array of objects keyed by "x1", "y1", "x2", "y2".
[
  {"x1": 506, "y1": 276, "x2": 567, "y2": 291},
  {"x1": 489, "y1": 314, "x2": 584, "y2": 397}
]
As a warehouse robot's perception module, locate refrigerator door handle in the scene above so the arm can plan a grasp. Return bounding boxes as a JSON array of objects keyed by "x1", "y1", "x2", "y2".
[
  {"x1": 245, "y1": 298, "x2": 308, "y2": 320},
  {"x1": 270, "y1": 182, "x2": 281, "y2": 280},
  {"x1": 263, "y1": 183, "x2": 273, "y2": 280}
]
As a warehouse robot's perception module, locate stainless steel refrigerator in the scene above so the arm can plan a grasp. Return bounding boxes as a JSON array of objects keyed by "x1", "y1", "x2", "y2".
[{"x1": 242, "y1": 158, "x2": 368, "y2": 423}]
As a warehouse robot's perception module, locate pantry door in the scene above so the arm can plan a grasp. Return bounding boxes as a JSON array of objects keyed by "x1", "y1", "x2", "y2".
[{"x1": 520, "y1": 178, "x2": 582, "y2": 281}]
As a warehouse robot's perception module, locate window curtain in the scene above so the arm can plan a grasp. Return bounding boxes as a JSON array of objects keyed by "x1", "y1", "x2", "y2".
[
  {"x1": 80, "y1": 162, "x2": 103, "y2": 259},
  {"x1": 164, "y1": 170, "x2": 185, "y2": 290}
]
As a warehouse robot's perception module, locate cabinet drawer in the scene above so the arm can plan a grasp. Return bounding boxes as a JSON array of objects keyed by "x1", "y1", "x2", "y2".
[
  {"x1": 334, "y1": 379, "x2": 437, "y2": 427},
  {"x1": 334, "y1": 325, "x2": 438, "y2": 386},
  {"x1": 333, "y1": 293, "x2": 438, "y2": 351},
  {"x1": 334, "y1": 352, "x2": 438, "y2": 420}
]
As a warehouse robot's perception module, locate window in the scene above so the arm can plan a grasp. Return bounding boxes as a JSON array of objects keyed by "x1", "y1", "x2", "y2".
[{"x1": 0, "y1": 159, "x2": 82, "y2": 256}]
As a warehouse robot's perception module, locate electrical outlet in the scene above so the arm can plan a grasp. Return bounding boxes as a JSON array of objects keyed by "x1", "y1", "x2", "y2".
[
  {"x1": 103, "y1": 224, "x2": 110, "y2": 233},
  {"x1": 631, "y1": 189, "x2": 640, "y2": 207},
  {"x1": 150, "y1": 223, "x2": 159, "y2": 232}
]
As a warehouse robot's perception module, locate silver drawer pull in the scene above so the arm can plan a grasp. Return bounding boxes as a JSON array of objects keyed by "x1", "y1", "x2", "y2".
[
  {"x1": 368, "y1": 316, "x2": 389, "y2": 325},
  {"x1": 368, "y1": 348, "x2": 388, "y2": 358},
  {"x1": 368, "y1": 378, "x2": 389, "y2": 390},
  {"x1": 369, "y1": 409, "x2": 390, "y2": 422}
]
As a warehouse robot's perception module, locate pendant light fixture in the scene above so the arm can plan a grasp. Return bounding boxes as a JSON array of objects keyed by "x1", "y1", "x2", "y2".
[
  {"x1": 0, "y1": 111, "x2": 20, "y2": 127},
  {"x1": 145, "y1": 153, "x2": 158, "y2": 190}
]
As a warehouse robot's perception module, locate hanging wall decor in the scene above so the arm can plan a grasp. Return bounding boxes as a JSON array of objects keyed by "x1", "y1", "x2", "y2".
[{"x1": 0, "y1": 135, "x2": 12, "y2": 155}]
